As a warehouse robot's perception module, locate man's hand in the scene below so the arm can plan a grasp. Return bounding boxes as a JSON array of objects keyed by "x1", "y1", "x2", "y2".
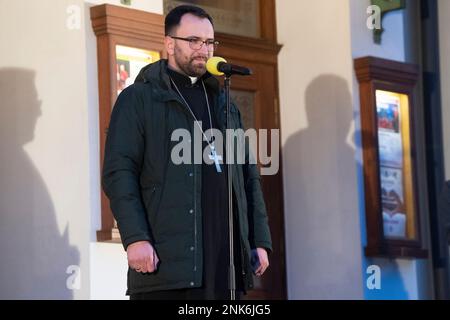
[
  {"x1": 127, "y1": 241, "x2": 159, "y2": 273},
  {"x1": 254, "y1": 247, "x2": 269, "y2": 277}
]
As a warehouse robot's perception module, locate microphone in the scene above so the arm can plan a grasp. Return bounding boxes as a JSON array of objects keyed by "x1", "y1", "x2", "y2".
[{"x1": 206, "y1": 57, "x2": 252, "y2": 76}]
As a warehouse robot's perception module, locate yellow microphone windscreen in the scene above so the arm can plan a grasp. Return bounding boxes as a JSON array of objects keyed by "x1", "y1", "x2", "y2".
[{"x1": 206, "y1": 56, "x2": 227, "y2": 76}]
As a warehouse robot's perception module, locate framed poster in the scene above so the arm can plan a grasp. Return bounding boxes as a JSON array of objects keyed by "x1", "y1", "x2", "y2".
[
  {"x1": 355, "y1": 56, "x2": 428, "y2": 258},
  {"x1": 116, "y1": 45, "x2": 160, "y2": 96},
  {"x1": 376, "y1": 90, "x2": 418, "y2": 241}
]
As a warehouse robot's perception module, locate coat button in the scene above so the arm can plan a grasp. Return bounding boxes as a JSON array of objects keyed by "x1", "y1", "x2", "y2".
[
  {"x1": 189, "y1": 172, "x2": 194, "y2": 177},
  {"x1": 190, "y1": 282, "x2": 194, "y2": 286},
  {"x1": 190, "y1": 246, "x2": 195, "y2": 251},
  {"x1": 189, "y1": 209, "x2": 194, "y2": 214}
]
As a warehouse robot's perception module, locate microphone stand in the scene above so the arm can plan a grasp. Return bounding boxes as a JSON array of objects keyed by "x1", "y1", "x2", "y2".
[
  {"x1": 224, "y1": 74, "x2": 236, "y2": 301},
  {"x1": 206, "y1": 57, "x2": 251, "y2": 301}
]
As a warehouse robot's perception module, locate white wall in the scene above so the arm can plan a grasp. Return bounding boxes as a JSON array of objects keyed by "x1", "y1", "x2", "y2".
[
  {"x1": 0, "y1": 0, "x2": 163, "y2": 300},
  {"x1": 439, "y1": 0, "x2": 450, "y2": 181},
  {"x1": 350, "y1": 0, "x2": 432, "y2": 300},
  {"x1": 0, "y1": 0, "x2": 90, "y2": 299},
  {"x1": 277, "y1": 0, "x2": 364, "y2": 299},
  {"x1": 277, "y1": 0, "x2": 432, "y2": 299},
  {"x1": 350, "y1": 0, "x2": 405, "y2": 61},
  {"x1": 89, "y1": 243, "x2": 128, "y2": 300}
]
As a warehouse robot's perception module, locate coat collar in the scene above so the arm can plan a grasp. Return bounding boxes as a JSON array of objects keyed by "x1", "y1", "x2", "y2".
[
  {"x1": 135, "y1": 59, "x2": 220, "y2": 102},
  {"x1": 134, "y1": 59, "x2": 230, "y2": 130}
]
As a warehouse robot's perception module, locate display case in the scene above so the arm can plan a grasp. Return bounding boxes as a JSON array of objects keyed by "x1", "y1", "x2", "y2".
[{"x1": 354, "y1": 56, "x2": 428, "y2": 258}]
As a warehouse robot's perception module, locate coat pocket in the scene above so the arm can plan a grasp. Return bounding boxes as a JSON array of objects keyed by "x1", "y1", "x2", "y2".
[{"x1": 142, "y1": 184, "x2": 162, "y2": 230}]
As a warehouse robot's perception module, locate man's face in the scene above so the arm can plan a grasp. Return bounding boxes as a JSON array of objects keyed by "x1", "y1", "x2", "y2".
[{"x1": 166, "y1": 13, "x2": 215, "y2": 77}]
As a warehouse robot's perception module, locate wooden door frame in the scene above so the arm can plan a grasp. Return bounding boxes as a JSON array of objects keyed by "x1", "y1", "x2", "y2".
[{"x1": 214, "y1": 35, "x2": 286, "y2": 299}]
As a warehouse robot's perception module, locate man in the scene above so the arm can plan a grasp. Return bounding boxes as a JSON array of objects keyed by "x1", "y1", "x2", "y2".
[{"x1": 102, "y1": 5, "x2": 272, "y2": 300}]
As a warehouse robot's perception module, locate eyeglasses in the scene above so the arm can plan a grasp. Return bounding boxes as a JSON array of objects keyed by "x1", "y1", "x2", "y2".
[{"x1": 169, "y1": 36, "x2": 219, "y2": 51}]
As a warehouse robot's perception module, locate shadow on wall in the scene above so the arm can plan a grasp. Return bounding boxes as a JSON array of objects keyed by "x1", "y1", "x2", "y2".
[
  {"x1": 283, "y1": 75, "x2": 363, "y2": 298},
  {"x1": 0, "y1": 68, "x2": 80, "y2": 299}
]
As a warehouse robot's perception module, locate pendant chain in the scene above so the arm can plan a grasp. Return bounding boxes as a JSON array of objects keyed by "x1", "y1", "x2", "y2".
[{"x1": 169, "y1": 77, "x2": 216, "y2": 151}]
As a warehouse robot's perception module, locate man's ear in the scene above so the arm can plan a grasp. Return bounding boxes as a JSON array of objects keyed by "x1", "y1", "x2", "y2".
[{"x1": 165, "y1": 36, "x2": 174, "y2": 56}]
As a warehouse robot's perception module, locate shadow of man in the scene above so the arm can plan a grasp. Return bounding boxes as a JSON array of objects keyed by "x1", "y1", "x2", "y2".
[
  {"x1": 0, "y1": 68, "x2": 80, "y2": 299},
  {"x1": 283, "y1": 75, "x2": 364, "y2": 298}
]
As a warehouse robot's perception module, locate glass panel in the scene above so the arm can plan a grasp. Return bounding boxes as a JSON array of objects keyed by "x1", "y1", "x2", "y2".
[
  {"x1": 230, "y1": 89, "x2": 255, "y2": 130},
  {"x1": 164, "y1": 0, "x2": 260, "y2": 38},
  {"x1": 115, "y1": 45, "x2": 161, "y2": 96},
  {"x1": 376, "y1": 90, "x2": 416, "y2": 240}
]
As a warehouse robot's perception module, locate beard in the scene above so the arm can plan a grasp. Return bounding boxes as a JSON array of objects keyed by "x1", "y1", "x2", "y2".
[{"x1": 174, "y1": 47, "x2": 208, "y2": 77}]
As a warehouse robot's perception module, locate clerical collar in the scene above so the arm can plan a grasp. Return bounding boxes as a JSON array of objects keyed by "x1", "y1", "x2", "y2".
[
  {"x1": 189, "y1": 76, "x2": 198, "y2": 84},
  {"x1": 167, "y1": 67, "x2": 203, "y2": 88}
]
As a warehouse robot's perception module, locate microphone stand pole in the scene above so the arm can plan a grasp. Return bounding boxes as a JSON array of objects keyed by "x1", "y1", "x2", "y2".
[{"x1": 224, "y1": 74, "x2": 236, "y2": 301}]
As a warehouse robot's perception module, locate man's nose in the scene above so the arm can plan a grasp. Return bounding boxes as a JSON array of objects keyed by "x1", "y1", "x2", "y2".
[{"x1": 199, "y1": 42, "x2": 209, "y2": 55}]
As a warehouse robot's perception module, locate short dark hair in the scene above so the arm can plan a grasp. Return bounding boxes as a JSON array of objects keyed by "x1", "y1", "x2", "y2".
[{"x1": 165, "y1": 5, "x2": 214, "y2": 36}]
